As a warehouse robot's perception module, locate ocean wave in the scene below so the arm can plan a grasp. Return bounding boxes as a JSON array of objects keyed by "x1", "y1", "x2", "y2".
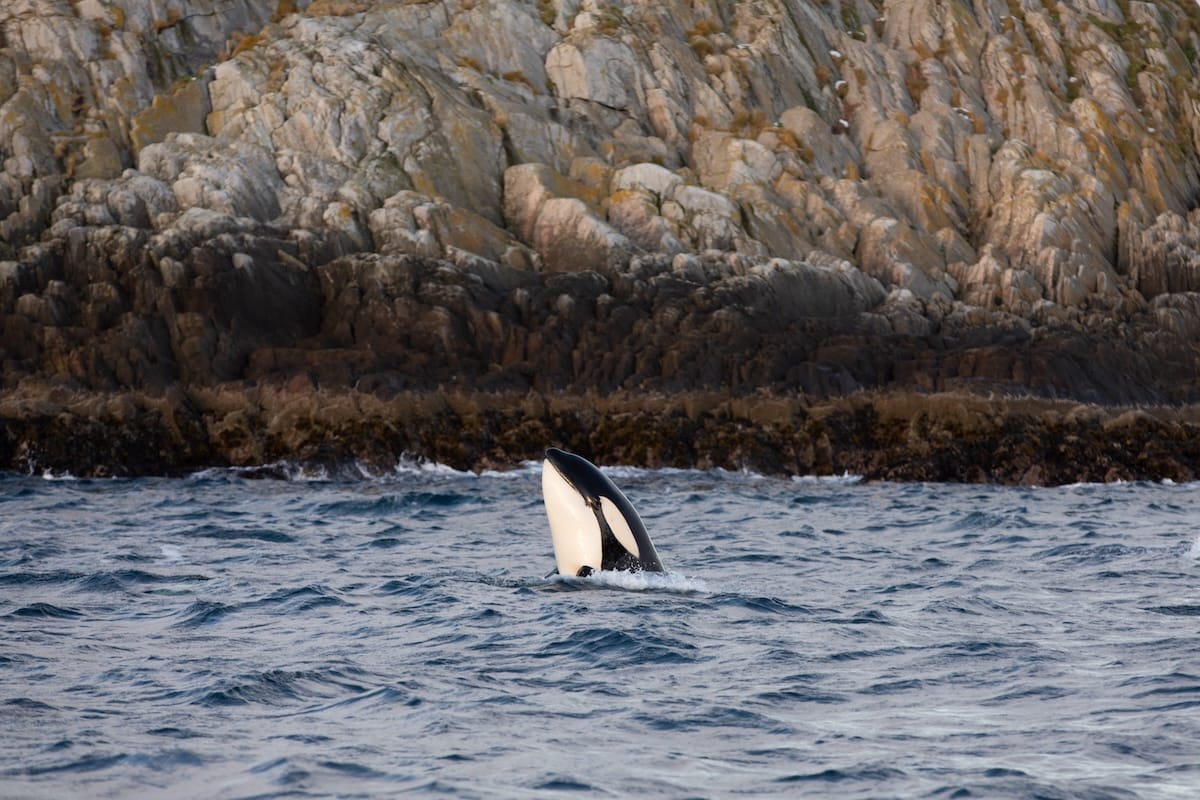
[
  {"x1": 184, "y1": 523, "x2": 295, "y2": 544},
  {"x1": 948, "y1": 509, "x2": 1037, "y2": 531},
  {"x1": 1033, "y1": 542, "x2": 1154, "y2": 565},
  {"x1": 755, "y1": 687, "x2": 849, "y2": 705},
  {"x1": 601, "y1": 464, "x2": 763, "y2": 481},
  {"x1": 391, "y1": 458, "x2": 493, "y2": 479},
  {"x1": 74, "y1": 570, "x2": 210, "y2": 593},
  {"x1": 388, "y1": 458, "x2": 548, "y2": 482},
  {"x1": 194, "y1": 668, "x2": 365, "y2": 708},
  {"x1": 633, "y1": 703, "x2": 794, "y2": 734},
  {"x1": 4, "y1": 697, "x2": 58, "y2": 713},
  {"x1": 40, "y1": 470, "x2": 79, "y2": 481},
  {"x1": 187, "y1": 457, "x2": 540, "y2": 485},
  {"x1": 249, "y1": 585, "x2": 350, "y2": 614},
  {"x1": 20, "y1": 752, "x2": 129, "y2": 777},
  {"x1": 183, "y1": 458, "x2": 865, "y2": 487},
  {"x1": 710, "y1": 593, "x2": 812, "y2": 614},
  {"x1": 6, "y1": 602, "x2": 84, "y2": 619},
  {"x1": 1144, "y1": 605, "x2": 1200, "y2": 617},
  {"x1": 791, "y1": 471, "x2": 864, "y2": 484},
  {"x1": 535, "y1": 626, "x2": 699, "y2": 667},
  {"x1": 0, "y1": 570, "x2": 85, "y2": 586},
  {"x1": 283, "y1": 685, "x2": 418, "y2": 717},
  {"x1": 172, "y1": 600, "x2": 234, "y2": 628},
  {"x1": 776, "y1": 765, "x2": 908, "y2": 784},
  {"x1": 187, "y1": 461, "x2": 362, "y2": 482},
  {"x1": 1050, "y1": 478, "x2": 1200, "y2": 490},
  {"x1": 313, "y1": 491, "x2": 477, "y2": 517}
]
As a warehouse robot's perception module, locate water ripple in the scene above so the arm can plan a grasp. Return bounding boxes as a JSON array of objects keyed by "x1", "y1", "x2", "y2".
[
  {"x1": 7, "y1": 602, "x2": 83, "y2": 619},
  {"x1": 185, "y1": 523, "x2": 295, "y2": 543},
  {"x1": 536, "y1": 627, "x2": 698, "y2": 667},
  {"x1": 173, "y1": 600, "x2": 234, "y2": 628}
]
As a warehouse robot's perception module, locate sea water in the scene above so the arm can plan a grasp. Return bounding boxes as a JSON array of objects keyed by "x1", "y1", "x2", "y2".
[{"x1": 1, "y1": 464, "x2": 1199, "y2": 798}]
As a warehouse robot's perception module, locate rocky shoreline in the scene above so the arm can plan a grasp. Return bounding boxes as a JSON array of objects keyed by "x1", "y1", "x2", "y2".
[
  {"x1": 5, "y1": 0, "x2": 1200, "y2": 484},
  {"x1": 4, "y1": 384, "x2": 1200, "y2": 486}
]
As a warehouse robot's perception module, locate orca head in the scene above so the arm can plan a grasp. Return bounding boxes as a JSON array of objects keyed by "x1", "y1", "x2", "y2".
[{"x1": 542, "y1": 447, "x2": 664, "y2": 577}]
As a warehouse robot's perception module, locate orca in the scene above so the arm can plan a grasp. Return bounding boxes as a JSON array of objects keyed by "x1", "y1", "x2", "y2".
[{"x1": 542, "y1": 447, "x2": 664, "y2": 577}]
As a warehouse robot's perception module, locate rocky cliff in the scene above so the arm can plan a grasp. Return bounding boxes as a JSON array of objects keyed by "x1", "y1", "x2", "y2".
[{"x1": 4, "y1": 0, "x2": 1200, "y2": 480}]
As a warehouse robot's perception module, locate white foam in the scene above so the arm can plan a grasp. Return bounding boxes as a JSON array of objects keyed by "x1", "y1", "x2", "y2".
[
  {"x1": 40, "y1": 469, "x2": 78, "y2": 481},
  {"x1": 188, "y1": 458, "x2": 853, "y2": 485},
  {"x1": 791, "y1": 471, "x2": 863, "y2": 485},
  {"x1": 186, "y1": 461, "x2": 334, "y2": 482},
  {"x1": 280, "y1": 463, "x2": 334, "y2": 481},
  {"x1": 389, "y1": 457, "x2": 474, "y2": 478},
  {"x1": 160, "y1": 544, "x2": 184, "y2": 564},
  {"x1": 555, "y1": 570, "x2": 709, "y2": 594},
  {"x1": 480, "y1": 460, "x2": 543, "y2": 478},
  {"x1": 1187, "y1": 538, "x2": 1200, "y2": 560},
  {"x1": 601, "y1": 464, "x2": 774, "y2": 482}
]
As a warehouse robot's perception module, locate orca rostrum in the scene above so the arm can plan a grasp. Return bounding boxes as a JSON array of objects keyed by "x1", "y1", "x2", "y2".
[{"x1": 541, "y1": 447, "x2": 665, "y2": 577}]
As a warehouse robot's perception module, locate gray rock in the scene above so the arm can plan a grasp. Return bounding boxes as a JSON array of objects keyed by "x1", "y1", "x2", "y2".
[{"x1": 3, "y1": 0, "x2": 1200, "y2": 416}]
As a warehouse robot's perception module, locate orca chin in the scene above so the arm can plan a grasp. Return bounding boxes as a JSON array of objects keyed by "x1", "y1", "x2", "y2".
[{"x1": 542, "y1": 447, "x2": 664, "y2": 577}]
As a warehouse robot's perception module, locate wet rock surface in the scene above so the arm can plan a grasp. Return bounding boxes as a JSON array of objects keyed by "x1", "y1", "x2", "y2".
[
  {"x1": 4, "y1": 386, "x2": 1200, "y2": 486},
  {"x1": 4, "y1": 0, "x2": 1200, "y2": 483}
]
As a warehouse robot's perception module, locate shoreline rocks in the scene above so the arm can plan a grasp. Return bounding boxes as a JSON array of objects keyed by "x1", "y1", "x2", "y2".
[{"x1": 3, "y1": 384, "x2": 1200, "y2": 486}]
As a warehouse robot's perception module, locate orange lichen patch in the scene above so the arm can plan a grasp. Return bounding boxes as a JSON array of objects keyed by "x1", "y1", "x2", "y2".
[
  {"x1": 273, "y1": 0, "x2": 297, "y2": 22},
  {"x1": 306, "y1": 0, "x2": 370, "y2": 17},
  {"x1": 130, "y1": 77, "x2": 210, "y2": 153},
  {"x1": 152, "y1": 9, "x2": 181, "y2": 32},
  {"x1": 502, "y1": 70, "x2": 538, "y2": 93},
  {"x1": 227, "y1": 32, "x2": 266, "y2": 58}
]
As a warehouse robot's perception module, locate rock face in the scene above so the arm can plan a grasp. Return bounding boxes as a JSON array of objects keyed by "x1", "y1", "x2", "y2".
[{"x1": 5, "y1": 0, "x2": 1200, "y2": 480}]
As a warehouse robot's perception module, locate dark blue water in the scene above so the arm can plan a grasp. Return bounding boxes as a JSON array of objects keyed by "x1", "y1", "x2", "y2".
[{"x1": 2, "y1": 464, "x2": 1199, "y2": 798}]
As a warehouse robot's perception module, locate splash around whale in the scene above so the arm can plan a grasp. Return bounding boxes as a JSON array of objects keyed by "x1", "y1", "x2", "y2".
[{"x1": 541, "y1": 447, "x2": 664, "y2": 577}]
